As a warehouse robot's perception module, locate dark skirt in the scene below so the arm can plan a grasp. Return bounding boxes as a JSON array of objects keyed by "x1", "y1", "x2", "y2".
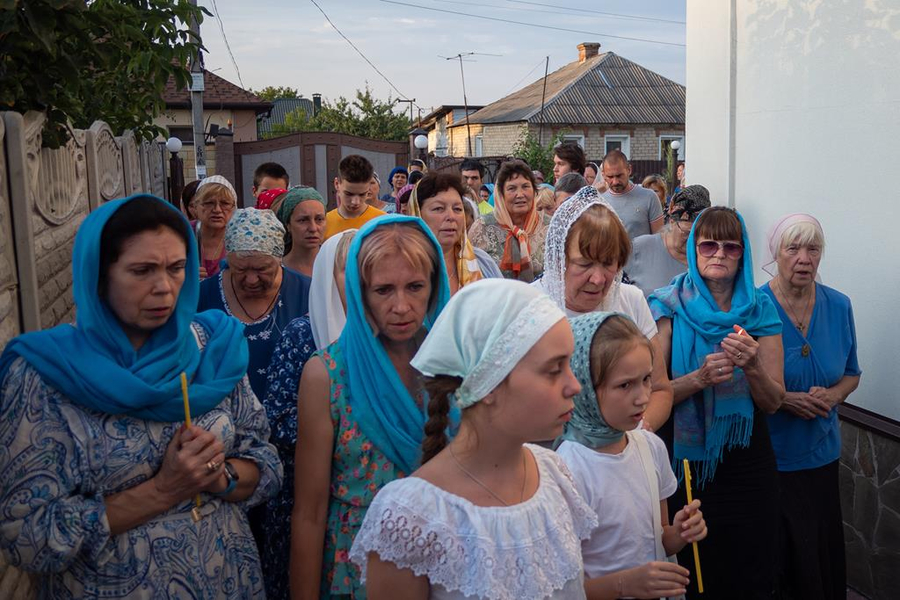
[
  {"x1": 666, "y1": 408, "x2": 781, "y2": 600},
  {"x1": 776, "y1": 460, "x2": 845, "y2": 600}
]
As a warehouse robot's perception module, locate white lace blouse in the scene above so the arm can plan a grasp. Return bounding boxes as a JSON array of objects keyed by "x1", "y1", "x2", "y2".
[{"x1": 349, "y1": 444, "x2": 598, "y2": 599}]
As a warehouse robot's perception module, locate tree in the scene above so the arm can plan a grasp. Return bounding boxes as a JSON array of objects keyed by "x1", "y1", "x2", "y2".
[
  {"x1": 252, "y1": 86, "x2": 301, "y2": 102},
  {"x1": 265, "y1": 87, "x2": 410, "y2": 141},
  {"x1": 0, "y1": 0, "x2": 206, "y2": 148},
  {"x1": 511, "y1": 129, "x2": 567, "y2": 183}
]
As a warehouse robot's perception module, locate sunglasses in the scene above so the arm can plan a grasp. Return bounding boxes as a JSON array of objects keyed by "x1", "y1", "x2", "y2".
[{"x1": 697, "y1": 240, "x2": 744, "y2": 259}]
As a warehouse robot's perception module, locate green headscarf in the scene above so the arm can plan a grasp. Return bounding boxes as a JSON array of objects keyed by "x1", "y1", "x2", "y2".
[{"x1": 273, "y1": 186, "x2": 326, "y2": 249}]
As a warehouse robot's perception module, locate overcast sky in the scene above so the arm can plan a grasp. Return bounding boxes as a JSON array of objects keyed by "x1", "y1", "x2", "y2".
[{"x1": 197, "y1": 0, "x2": 685, "y2": 118}]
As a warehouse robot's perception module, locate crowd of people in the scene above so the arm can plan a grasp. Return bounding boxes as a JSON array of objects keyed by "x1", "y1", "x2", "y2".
[{"x1": 0, "y1": 147, "x2": 859, "y2": 600}]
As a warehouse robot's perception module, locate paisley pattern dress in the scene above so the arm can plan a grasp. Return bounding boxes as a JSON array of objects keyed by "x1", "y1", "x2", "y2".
[
  {"x1": 468, "y1": 213, "x2": 550, "y2": 282},
  {"x1": 0, "y1": 324, "x2": 282, "y2": 600},
  {"x1": 260, "y1": 316, "x2": 317, "y2": 599},
  {"x1": 318, "y1": 341, "x2": 403, "y2": 599}
]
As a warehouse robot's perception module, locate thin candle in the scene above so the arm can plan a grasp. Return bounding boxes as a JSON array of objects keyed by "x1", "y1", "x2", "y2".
[
  {"x1": 181, "y1": 372, "x2": 203, "y2": 522},
  {"x1": 683, "y1": 458, "x2": 704, "y2": 594}
]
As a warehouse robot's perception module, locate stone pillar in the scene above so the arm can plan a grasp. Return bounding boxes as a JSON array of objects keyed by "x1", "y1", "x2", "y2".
[{"x1": 214, "y1": 129, "x2": 235, "y2": 186}]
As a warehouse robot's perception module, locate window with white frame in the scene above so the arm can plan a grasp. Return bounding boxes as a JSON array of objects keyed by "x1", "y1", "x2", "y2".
[
  {"x1": 659, "y1": 135, "x2": 685, "y2": 160},
  {"x1": 604, "y1": 134, "x2": 630, "y2": 158},
  {"x1": 474, "y1": 135, "x2": 484, "y2": 157},
  {"x1": 559, "y1": 134, "x2": 585, "y2": 148}
]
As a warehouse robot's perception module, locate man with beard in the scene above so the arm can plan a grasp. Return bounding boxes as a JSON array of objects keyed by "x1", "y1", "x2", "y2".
[{"x1": 601, "y1": 149, "x2": 665, "y2": 239}]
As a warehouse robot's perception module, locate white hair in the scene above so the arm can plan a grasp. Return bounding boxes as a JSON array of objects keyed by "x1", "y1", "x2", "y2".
[{"x1": 780, "y1": 221, "x2": 825, "y2": 252}]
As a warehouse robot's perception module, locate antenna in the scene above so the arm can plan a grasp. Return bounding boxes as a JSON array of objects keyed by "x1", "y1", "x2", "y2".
[{"x1": 444, "y1": 52, "x2": 502, "y2": 156}]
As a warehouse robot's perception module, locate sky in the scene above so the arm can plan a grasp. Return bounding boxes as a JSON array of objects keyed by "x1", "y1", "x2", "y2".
[{"x1": 197, "y1": 0, "x2": 685, "y2": 118}]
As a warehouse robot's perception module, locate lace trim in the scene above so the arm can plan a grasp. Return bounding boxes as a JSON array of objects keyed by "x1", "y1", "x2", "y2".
[
  {"x1": 455, "y1": 295, "x2": 564, "y2": 408},
  {"x1": 543, "y1": 186, "x2": 625, "y2": 313},
  {"x1": 350, "y1": 446, "x2": 598, "y2": 599}
]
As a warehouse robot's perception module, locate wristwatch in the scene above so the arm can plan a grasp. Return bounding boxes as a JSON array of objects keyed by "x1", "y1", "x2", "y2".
[{"x1": 213, "y1": 461, "x2": 239, "y2": 497}]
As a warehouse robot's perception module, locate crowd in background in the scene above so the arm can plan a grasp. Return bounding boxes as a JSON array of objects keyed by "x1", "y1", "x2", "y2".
[{"x1": 0, "y1": 144, "x2": 859, "y2": 600}]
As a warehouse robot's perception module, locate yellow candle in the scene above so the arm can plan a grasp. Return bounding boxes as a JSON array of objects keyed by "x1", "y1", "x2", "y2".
[
  {"x1": 181, "y1": 373, "x2": 203, "y2": 522},
  {"x1": 683, "y1": 458, "x2": 704, "y2": 594}
]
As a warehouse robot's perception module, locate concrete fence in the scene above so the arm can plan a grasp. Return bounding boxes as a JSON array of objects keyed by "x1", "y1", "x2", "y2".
[{"x1": 0, "y1": 111, "x2": 168, "y2": 350}]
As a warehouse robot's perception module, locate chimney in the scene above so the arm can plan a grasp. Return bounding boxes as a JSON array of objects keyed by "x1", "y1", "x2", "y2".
[
  {"x1": 312, "y1": 93, "x2": 322, "y2": 116},
  {"x1": 577, "y1": 42, "x2": 601, "y2": 63}
]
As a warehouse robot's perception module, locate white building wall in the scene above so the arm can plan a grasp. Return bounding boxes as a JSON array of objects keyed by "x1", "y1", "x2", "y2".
[{"x1": 686, "y1": 0, "x2": 900, "y2": 419}]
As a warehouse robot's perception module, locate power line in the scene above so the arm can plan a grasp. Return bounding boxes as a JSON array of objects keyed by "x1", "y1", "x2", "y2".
[
  {"x1": 210, "y1": 0, "x2": 244, "y2": 88},
  {"x1": 505, "y1": 1, "x2": 685, "y2": 25},
  {"x1": 503, "y1": 57, "x2": 548, "y2": 95},
  {"x1": 378, "y1": 1, "x2": 685, "y2": 48},
  {"x1": 309, "y1": 0, "x2": 418, "y2": 109}
]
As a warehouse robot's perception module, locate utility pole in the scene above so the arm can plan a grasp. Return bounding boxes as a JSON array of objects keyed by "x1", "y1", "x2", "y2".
[
  {"x1": 188, "y1": 0, "x2": 206, "y2": 179},
  {"x1": 538, "y1": 56, "x2": 550, "y2": 145},
  {"x1": 442, "y1": 52, "x2": 501, "y2": 157},
  {"x1": 396, "y1": 98, "x2": 416, "y2": 126}
]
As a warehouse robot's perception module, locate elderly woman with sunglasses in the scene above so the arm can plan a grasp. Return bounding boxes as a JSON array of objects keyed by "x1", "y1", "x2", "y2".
[
  {"x1": 624, "y1": 185, "x2": 711, "y2": 299},
  {"x1": 648, "y1": 206, "x2": 785, "y2": 598},
  {"x1": 759, "y1": 214, "x2": 860, "y2": 600}
]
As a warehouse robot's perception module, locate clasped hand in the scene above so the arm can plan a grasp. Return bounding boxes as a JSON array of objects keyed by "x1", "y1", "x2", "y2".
[
  {"x1": 153, "y1": 425, "x2": 227, "y2": 504},
  {"x1": 698, "y1": 325, "x2": 759, "y2": 387}
]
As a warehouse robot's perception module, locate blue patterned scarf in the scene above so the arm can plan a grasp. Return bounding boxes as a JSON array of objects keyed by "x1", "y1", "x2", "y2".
[
  {"x1": 557, "y1": 311, "x2": 630, "y2": 450},
  {"x1": 339, "y1": 214, "x2": 451, "y2": 474},
  {"x1": 648, "y1": 208, "x2": 781, "y2": 486},
  {"x1": 0, "y1": 195, "x2": 248, "y2": 422}
]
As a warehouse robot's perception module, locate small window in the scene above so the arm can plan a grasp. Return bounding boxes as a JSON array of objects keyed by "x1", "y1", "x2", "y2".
[
  {"x1": 659, "y1": 135, "x2": 684, "y2": 160},
  {"x1": 604, "y1": 134, "x2": 630, "y2": 158},
  {"x1": 168, "y1": 126, "x2": 195, "y2": 145},
  {"x1": 560, "y1": 134, "x2": 585, "y2": 148},
  {"x1": 474, "y1": 135, "x2": 484, "y2": 157}
]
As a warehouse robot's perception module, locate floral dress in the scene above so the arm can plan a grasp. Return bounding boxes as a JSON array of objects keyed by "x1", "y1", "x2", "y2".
[
  {"x1": 318, "y1": 341, "x2": 403, "y2": 599},
  {"x1": 0, "y1": 323, "x2": 283, "y2": 600},
  {"x1": 260, "y1": 316, "x2": 317, "y2": 599},
  {"x1": 468, "y1": 213, "x2": 550, "y2": 282}
]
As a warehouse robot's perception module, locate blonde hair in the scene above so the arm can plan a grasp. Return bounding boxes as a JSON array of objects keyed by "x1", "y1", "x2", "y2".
[
  {"x1": 358, "y1": 223, "x2": 439, "y2": 309},
  {"x1": 191, "y1": 182, "x2": 237, "y2": 208},
  {"x1": 536, "y1": 187, "x2": 556, "y2": 213},
  {"x1": 333, "y1": 230, "x2": 356, "y2": 280}
]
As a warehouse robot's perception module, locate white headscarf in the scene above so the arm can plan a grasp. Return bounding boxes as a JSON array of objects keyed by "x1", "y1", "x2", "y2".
[
  {"x1": 309, "y1": 229, "x2": 357, "y2": 349},
  {"x1": 411, "y1": 279, "x2": 565, "y2": 409},
  {"x1": 541, "y1": 185, "x2": 626, "y2": 314},
  {"x1": 197, "y1": 174, "x2": 237, "y2": 199}
]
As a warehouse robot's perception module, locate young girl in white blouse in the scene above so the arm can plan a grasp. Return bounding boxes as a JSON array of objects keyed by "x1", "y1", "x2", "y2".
[
  {"x1": 350, "y1": 279, "x2": 599, "y2": 599},
  {"x1": 556, "y1": 312, "x2": 708, "y2": 600}
]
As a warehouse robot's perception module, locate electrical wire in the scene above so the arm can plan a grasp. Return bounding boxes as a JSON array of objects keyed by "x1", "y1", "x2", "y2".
[
  {"x1": 378, "y1": 0, "x2": 685, "y2": 48},
  {"x1": 503, "y1": 57, "x2": 548, "y2": 96},
  {"x1": 210, "y1": 0, "x2": 245, "y2": 88},
  {"x1": 505, "y1": 1, "x2": 685, "y2": 25},
  {"x1": 309, "y1": 0, "x2": 420, "y2": 110}
]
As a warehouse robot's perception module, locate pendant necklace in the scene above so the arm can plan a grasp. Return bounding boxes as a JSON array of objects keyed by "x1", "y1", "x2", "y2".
[
  {"x1": 776, "y1": 279, "x2": 812, "y2": 357},
  {"x1": 449, "y1": 445, "x2": 527, "y2": 507},
  {"x1": 230, "y1": 273, "x2": 281, "y2": 322}
]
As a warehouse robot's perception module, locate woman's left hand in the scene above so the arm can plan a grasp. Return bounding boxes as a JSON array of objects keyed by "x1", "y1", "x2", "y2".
[
  {"x1": 720, "y1": 326, "x2": 760, "y2": 370},
  {"x1": 809, "y1": 386, "x2": 841, "y2": 410}
]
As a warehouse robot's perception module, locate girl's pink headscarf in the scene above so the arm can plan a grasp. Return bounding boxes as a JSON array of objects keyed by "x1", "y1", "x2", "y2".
[{"x1": 763, "y1": 213, "x2": 824, "y2": 279}]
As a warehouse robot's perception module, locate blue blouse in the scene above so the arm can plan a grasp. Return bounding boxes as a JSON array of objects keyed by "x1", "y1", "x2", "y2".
[
  {"x1": 198, "y1": 267, "x2": 312, "y2": 400},
  {"x1": 260, "y1": 317, "x2": 317, "y2": 599},
  {"x1": 0, "y1": 324, "x2": 283, "y2": 599},
  {"x1": 761, "y1": 282, "x2": 861, "y2": 471}
]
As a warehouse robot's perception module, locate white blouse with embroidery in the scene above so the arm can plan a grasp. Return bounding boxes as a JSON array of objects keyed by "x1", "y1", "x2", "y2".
[{"x1": 349, "y1": 444, "x2": 598, "y2": 599}]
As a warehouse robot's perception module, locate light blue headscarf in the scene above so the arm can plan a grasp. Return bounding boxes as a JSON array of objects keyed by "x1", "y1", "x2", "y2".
[
  {"x1": 339, "y1": 214, "x2": 451, "y2": 474},
  {"x1": 557, "y1": 312, "x2": 630, "y2": 449},
  {"x1": 0, "y1": 195, "x2": 248, "y2": 422},
  {"x1": 648, "y1": 207, "x2": 781, "y2": 486},
  {"x1": 481, "y1": 183, "x2": 495, "y2": 207}
]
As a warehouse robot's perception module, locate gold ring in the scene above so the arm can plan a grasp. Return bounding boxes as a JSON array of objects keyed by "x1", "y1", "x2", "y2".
[{"x1": 206, "y1": 460, "x2": 219, "y2": 473}]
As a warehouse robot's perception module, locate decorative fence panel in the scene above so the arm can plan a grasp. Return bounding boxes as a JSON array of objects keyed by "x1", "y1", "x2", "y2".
[{"x1": 1, "y1": 111, "x2": 160, "y2": 347}]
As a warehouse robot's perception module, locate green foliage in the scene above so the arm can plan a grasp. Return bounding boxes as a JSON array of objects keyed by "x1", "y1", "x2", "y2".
[
  {"x1": 511, "y1": 129, "x2": 566, "y2": 183},
  {"x1": 264, "y1": 87, "x2": 410, "y2": 141},
  {"x1": 0, "y1": 0, "x2": 207, "y2": 148},
  {"x1": 251, "y1": 86, "x2": 301, "y2": 102}
]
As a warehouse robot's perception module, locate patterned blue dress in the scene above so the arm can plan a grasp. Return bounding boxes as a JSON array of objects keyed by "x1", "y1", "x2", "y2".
[
  {"x1": 260, "y1": 316, "x2": 317, "y2": 599},
  {"x1": 0, "y1": 324, "x2": 283, "y2": 599}
]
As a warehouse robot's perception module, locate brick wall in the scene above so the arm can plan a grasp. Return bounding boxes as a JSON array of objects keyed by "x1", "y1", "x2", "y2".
[
  {"x1": 448, "y1": 123, "x2": 484, "y2": 157},
  {"x1": 481, "y1": 123, "x2": 527, "y2": 156}
]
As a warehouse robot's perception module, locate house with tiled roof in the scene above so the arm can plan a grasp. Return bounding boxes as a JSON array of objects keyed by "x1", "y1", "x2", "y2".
[
  {"x1": 450, "y1": 43, "x2": 685, "y2": 161},
  {"x1": 154, "y1": 69, "x2": 272, "y2": 179}
]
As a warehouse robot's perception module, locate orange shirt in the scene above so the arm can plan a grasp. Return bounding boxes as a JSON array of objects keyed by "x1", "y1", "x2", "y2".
[{"x1": 324, "y1": 206, "x2": 386, "y2": 240}]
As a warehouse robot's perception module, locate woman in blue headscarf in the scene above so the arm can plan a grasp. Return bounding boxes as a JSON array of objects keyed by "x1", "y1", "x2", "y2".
[
  {"x1": 0, "y1": 195, "x2": 282, "y2": 598},
  {"x1": 290, "y1": 214, "x2": 450, "y2": 599},
  {"x1": 649, "y1": 206, "x2": 785, "y2": 599}
]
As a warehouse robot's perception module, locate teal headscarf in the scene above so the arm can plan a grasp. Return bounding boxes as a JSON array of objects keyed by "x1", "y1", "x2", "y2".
[
  {"x1": 648, "y1": 207, "x2": 781, "y2": 486},
  {"x1": 339, "y1": 214, "x2": 451, "y2": 474},
  {"x1": 274, "y1": 187, "x2": 327, "y2": 250},
  {"x1": 0, "y1": 195, "x2": 248, "y2": 422},
  {"x1": 557, "y1": 312, "x2": 630, "y2": 449}
]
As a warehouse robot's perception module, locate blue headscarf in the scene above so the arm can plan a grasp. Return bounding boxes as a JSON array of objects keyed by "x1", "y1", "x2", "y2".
[
  {"x1": 556, "y1": 312, "x2": 630, "y2": 450},
  {"x1": 481, "y1": 183, "x2": 495, "y2": 207},
  {"x1": 648, "y1": 207, "x2": 781, "y2": 486},
  {"x1": 388, "y1": 166, "x2": 409, "y2": 186},
  {"x1": 339, "y1": 214, "x2": 451, "y2": 474},
  {"x1": 0, "y1": 195, "x2": 248, "y2": 422}
]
